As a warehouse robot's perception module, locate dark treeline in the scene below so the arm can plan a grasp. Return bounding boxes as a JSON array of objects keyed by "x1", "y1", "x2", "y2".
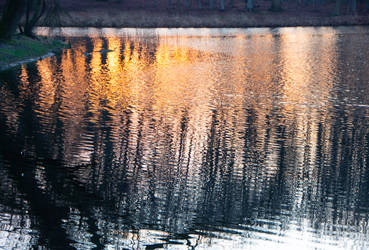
[
  {"x1": 61, "y1": 0, "x2": 367, "y2": 14},
  {"x1": 0, "y1": 0, "x2": 61, "y2": 39},
  {"x1": 0, "y1": 0, "x2": 367, "y2": 14},
  {"x1": 0, "y1": 0, "x2": 368, "y2": 39}
]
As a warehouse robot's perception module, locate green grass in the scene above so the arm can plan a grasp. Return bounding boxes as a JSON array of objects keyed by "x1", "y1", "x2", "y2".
[{"x1": 0, "y1": 35, "x2": 69, "y2": 70}]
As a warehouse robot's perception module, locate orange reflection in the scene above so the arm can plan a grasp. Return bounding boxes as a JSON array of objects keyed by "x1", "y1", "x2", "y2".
[
  {"x1": 5, "y1": 28, "x2": 369, "y2": 250},
  {"x1": 30, "y1": 30, "x2": 337, "y2": 176}
]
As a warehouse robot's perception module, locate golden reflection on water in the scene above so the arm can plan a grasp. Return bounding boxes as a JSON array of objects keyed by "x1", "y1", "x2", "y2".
[
  {"x1": 32, "y1": 29, "x2": 341, "y2": 181},
  {"x1": 6, "y1": 28, "x2": 369, "y2": 249}
]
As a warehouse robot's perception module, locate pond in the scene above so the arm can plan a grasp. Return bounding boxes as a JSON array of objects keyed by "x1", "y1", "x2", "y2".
[{"x1": 1, "y1": 26, "x2": 369, "y2": 249}]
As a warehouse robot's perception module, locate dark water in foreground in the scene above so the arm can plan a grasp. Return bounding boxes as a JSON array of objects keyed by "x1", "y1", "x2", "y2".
[{"x1": 1, "y1": 26, "x2": 369, "y2": 249}]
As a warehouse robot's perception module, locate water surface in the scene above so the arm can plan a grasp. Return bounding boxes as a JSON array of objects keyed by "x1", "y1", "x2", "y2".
[{"x1": 1, "y1": 26, "x2": 369, "y2": 249}]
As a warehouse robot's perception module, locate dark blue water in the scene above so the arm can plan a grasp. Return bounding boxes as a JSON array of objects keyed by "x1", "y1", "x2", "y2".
[{"x1": 1, "y1": 26, "x2": 369, "y2": 249}]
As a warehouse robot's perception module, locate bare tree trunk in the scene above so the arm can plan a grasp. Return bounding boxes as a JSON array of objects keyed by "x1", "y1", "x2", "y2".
[
  {"x1": 184, "y1": 0, "x2": 192, "y2": 9},
  {"x1": 154, "y1": 0, "x2": 159, "y2": 8},
  {"x1": 335, "y1": 0, "x2": 341, "y2": 15},
  {"x1": 24, "y1": 0, "x2": 46, "y2": 37},
  {"x1": 246, "y1": 0, "x2": 254, "y2": 11},
  {"x1": 0, "y1": 0, "x2": 27, "y2": 40},
  {"x1": 348, "y1": 0, "x2": 357, "y2": 14},
  {"x1": 220, "y1": 0, "x2": 225, "y2": 10},
  {"x1": 198, "y1": 0, "x2": 203, "y2": 8},
  {"x1": 209, "y1": 0, "x2": 215, "y2": 9},
  {"x1": 271, "y1": 0, "x2": 282, "y2": 11}
]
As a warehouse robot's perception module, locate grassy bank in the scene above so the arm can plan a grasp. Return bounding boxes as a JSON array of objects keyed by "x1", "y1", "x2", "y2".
[{"x1": 0, "y1": 35, "x2": 69, "y2": 71}]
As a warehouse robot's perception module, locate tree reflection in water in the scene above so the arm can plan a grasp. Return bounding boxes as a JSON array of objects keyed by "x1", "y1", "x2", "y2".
[{"x1": 1, "y1": 27, "x2": 369, "y2": 249}]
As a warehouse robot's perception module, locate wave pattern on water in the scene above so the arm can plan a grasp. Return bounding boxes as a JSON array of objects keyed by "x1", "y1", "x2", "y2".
[{"x1": 0, "y1": 27, "x2": 369, "y2": 249}]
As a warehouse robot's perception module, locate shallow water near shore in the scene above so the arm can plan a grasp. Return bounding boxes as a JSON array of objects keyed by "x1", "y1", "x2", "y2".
[{"x1": 1, "y1": 26, "x2": 369, "y2": 249}]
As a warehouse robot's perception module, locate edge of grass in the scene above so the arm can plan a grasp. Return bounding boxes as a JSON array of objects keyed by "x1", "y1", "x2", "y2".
[{"x1": 0, "y1": 35, "x2": 70, "y2": 71}]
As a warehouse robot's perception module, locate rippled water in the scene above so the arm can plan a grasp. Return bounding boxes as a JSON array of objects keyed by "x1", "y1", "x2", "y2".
[{"x1": 1, "y1": 26, "x2": 369, "y2": 249}]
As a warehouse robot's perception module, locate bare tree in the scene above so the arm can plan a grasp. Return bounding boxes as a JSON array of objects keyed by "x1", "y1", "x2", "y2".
[
  {"x1": 184, "y1": 0, "x2": 193, "y2": 8},
  {"x1": 0, "y1": 0, "x2": 62, "y2": 39},
  {"x1": 21, "y1": 0, "x2": 63, "y2": 37},
  {"x1": 220, "y1": 0, "x2": 225, "y2": 10},
  {"x1": 0, "y1": 0, "x2": 27, "y2": 39},
  {"x1": 198, "y1": 0, "x2": 203, "y2": 8},
  {"x1": 23, "y1": 0, "x2": 46, "y2": 37},
  {"x1": 246, "y1": 0, "x2": 254, "y2": 11},
  {"x1": 271, "y1": 0, "x2": 282, "y2": 11},
  {"x1": 209, "y1": 0, "x2": 215, "y2": 9},
  {"x1": 347, "y1": 0, "x2": 357, "y2": 14}
]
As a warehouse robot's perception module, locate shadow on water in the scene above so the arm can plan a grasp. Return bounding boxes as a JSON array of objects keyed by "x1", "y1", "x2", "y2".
[{"x1": 1, "y1": 26, "x2": 369, "y2": 249}]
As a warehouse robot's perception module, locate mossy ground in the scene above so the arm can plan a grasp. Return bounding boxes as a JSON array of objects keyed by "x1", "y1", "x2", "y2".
[{"x1": 0, "y1": 35, "x2": 69, "y2": 70}]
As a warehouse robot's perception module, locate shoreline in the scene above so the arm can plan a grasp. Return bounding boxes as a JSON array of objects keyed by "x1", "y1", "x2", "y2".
[
  {"x1": 0, "y1": 52, "x2": 55, "y2": 71},
  {"x1": 0, "y1": 36, "x2": 69, "y2": 71},
  {"x1": 1, "y1": 8, "x2": 368, "y2": 71},
  {"x1": 35, "y1": 25, "x2": 369, "y2": 39}
]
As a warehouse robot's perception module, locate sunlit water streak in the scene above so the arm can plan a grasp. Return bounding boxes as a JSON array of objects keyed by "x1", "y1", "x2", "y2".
[{"x1": 1, "y1": 26, "x2": 369, "y2": 249}]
